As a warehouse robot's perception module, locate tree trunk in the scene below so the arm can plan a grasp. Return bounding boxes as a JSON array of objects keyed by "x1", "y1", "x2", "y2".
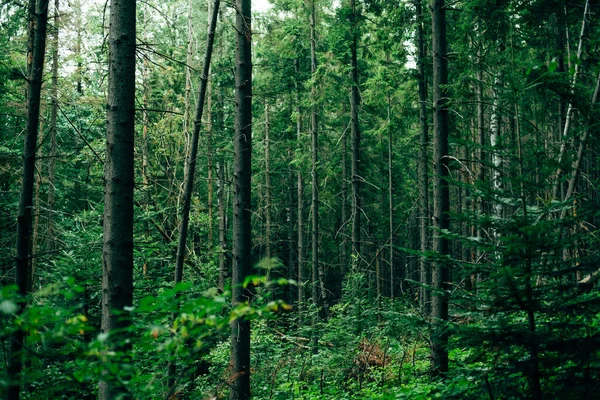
[
  {"x1": 141, "y1": 5, "x2": 151, "y2": 278},
  {"x1": 415, "y1": 0, "x2": 430, "y2": 314},
  {"x1": 169, "y1": 0, "x2": 220, "y2": 390},
  {"x1": 296, "y1": 58, "x2": 306, "y2": 325},
  {"x1": 430, "y1": 0, "x2": 450, "y2": 377},
  {"x1": 46, "y1": 0, "x2": 59, "y2": 254},
  {"x1": 339, "y1": 102, "x2": 348, "y2": 297},
  {"x1": 218, "y1": 158, "x2": 229, "y2": 291},
  {"x1": 229, "y1": 0, "x2": 252, "y2": 395},
  {"x1": 8, "y1": 0, "x2": 49, "y2": 397},
  {"x1": 350, "y1": 0, "x2": 361, "y2": 271},
  {"x1": 490, "y1": 76, "x2": 502, "y2": 239},
  {"x1": 98, "y1": 0, "x2": 136, "y2": 397},
  {"x1": 309, "y1": 0, "x2": 321, "y2": 353},
  {"x1": 264, "y1": 102, "x2": 272, "y2": 260}
]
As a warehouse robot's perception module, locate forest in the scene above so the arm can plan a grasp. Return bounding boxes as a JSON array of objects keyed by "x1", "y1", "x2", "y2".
[{"x1": 1, "y1": 0, "x2": 600, "y2": 397}]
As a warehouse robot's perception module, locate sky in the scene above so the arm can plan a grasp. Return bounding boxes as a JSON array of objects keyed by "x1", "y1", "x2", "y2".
[{"x1": 253, "y1": 0, "x2": 273, "y2": 13}]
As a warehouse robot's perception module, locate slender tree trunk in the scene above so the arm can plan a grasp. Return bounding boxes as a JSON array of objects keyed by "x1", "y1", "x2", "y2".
[
  {"x1": 229, "y1": 0, "x2": 252, "y2": 395},
  {"x1": 350, "y1": 0, "x2": 361, "y2": 271},
  {"x1": 490, "y1": 76, "x2": 502, "y2": 238},
  {"x1": 309, "y1": 0, "x2": 321, "y2": 353},
  {"x1": 206, "y1": 0, "x2": 214, "y2": 246},
  {"x1": 218, "y1": 158, "x2": 228, "y2": 291},
  {"x1": 340, "y1": 103, "x2": 348, "y2": 288},
  {"x1": 174, "y1": 0, "x2": 220, "y2": 290},
  {"x1": 141, "y1": 5, "x2": 150, "y2": 278},
  {"x1": 98, "y1": 0, "x2": 136, "y2": 396},
  {"x1": 264, "y1": 102, "x2": 272, "y2": 260},
  {"x1": 46, "y1": 0, "x2": 59, "y2": 253},
  {"x1": 430, "y1": 0, "x2": 450, "y2": 377},
  {"x1": 8, "y1": 0, "x2": 49, "y2": 397},
  {"x1": 388, "y1": 103, "x2": 394, "y2": 301},
  {"x1": 296, "y1": 58, "x2": 306, "y2": 325},
  {"x1": 415, "y1": 0, "x2": 429, "y2": 313},
  {"x1": 475, "y1": 56, "x2": 485, "y2": 284},
  {"x1": 170, "y1": 0, "x2": 220, "y2": 390},
  {"x1": 287, "y1": 112, "x2": 295, "y2": 304}
]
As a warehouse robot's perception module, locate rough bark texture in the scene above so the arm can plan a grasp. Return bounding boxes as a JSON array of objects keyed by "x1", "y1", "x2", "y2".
[
  {"x1": 229, "y1": 0, "x2": 252, "y2": 395},
  {"x1": 415, "y1": 0, "x2": 430, "y2": 314},
  {"x1": 430, "y1": 0, "x2": 450, "y2": 377},
  {"x1": 350, "y1": 0, "x2": 361, "y2": 270},
  {"x1": 8, "y1": 0, "x2": 49, "y2": 397},
  {"x1": 309, "y1": 0, "x2": 321, "y2": 353},
  {"x1": 99, "y1": 0, "x2": 136, "y2": 397},
  {"x1": 47, "y1": 0, "x2": 59, "y2": 254},
  {"x1": 296, "y1": 58, "x2": 306, "y2": 325}
]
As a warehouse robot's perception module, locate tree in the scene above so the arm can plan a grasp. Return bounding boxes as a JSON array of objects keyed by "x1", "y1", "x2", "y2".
[
  {"x1": 98, "y1": 0, "x2": 136, "y2": 396},
  {"x1": 430, "y1": 0, "x2": 450, "y2": 377},
  {"x1": 415, "y1": 0, "x2": 430, "y2": 314},
  {"x1": 8, "y1": 0, "x2": 49, "y2": 397},
  {"x1": 229, "y1": 0, "x2": 252, "y2": 396}
]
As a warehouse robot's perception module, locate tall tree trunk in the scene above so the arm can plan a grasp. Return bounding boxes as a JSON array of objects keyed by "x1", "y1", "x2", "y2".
[
  {"x1": 206, "y1": 0, "x2": 214, "y2": 246},
  {"x1": 218, "y1": 158, "x2": 228, "y2": 291},
  {"x1": 8, "y1": 0, "x2": 49, "y2": 397},
  {"x1": 339, "y1": 102, "x2": 348, "y2": 296},
  {"x1": 141, "y1": 5, "x2": 151, "y2": 278},
  {"x1": 98, "y1": 0, "x2": 136, "y2": 396},
  {"x1": 296, "y1": 58, "x2": 306, "y2": 325},
  {"x1": 430, "y1": 0, "x2": 450, "y2": 377},
  {"x1": 309, "y1": 0, "x2": 321, "y2": 353},
  {"x1": 170, "y1": 0, "x2": 220, "y2": 390},
  {"x1": 475, "y1": 55, "x2": 485, "y2": 284},
  {"x1": 46, "y1": 0, "x2": 59, "y2": 253},
  {"x1": 287, "y1": 116, "x2": 295, "y2": 304},
  {"x1": 264, "y1": 102, "x2": 272, "y2": 260},
  {"x1": 490, "y1": 76, "x2": 502, "y2": 240},
  {"x1": 388, "y1": 101, "x2": 394, "y2": 301},
  {"x1": 229, "y1": 0, "x2": 252, "y2": 395},
  {"x1": 415, "y1": 0, "x2": 429, "y2": 313},
  {"x1": 350, "y1": 0, "x2": 361, "y2": 271}
]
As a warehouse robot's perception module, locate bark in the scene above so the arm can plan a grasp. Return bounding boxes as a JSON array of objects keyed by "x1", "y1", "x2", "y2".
[
  {"x1": 8, "y1": 0, "x2": 49, "y2": 397},
  {"x1": 430, "y1": 0, "x2": 450, "y2": 377},
  {"x1": 46, "y1": 0, "x2": 58, "y2": 253},
  {"x1": 264, "y1": 102, "x2": 272, "y2": 260},
  {"x1": 350, "y1": 0, "x2": 361, "y2": 270},
  {"x1": 170, "y1": 0, "x2": 220, "y2": 390},
  {"x1": 229, "y1": 0, "x2": 252, "y2": 395},
  {"x1": 475, "y1": 55, "x2": 485, "y2": 283},
  {"x1": 218, "y1": 158, "x2": 229, "y2": 291},
  {"x1": 207, "y1": 41, "x2": 214, "y2": 245},
  {"x1": 287, "y1": 124, "x2": 295, "y2": 304},
  {"x1": 174, "y1": 0, "x2": 220, "y2": 290},
  {"x1": 296, "y1": 58, "x2": 306, "y2": 325},
  {"x1": 490, "y1": 76, "x2": 502, "y2": 235},
  {"x1": 309, "y1": 0, "x2": 322, "y2": 353},
  {"x1": 415, "y1": 0, "x2": 429, "y2": 313},
  {"x1": 388, "y1": 103, "x2": 394, "y2": 300},
  {"x1": 98, "y1": 0, "x2": 136, "y2": 396},
  {"x1": 340, "y1": 102, "x2": 348, "y2": 288},
  {"x1": 141, "y1": 6, "x2": 150, "y2": 277}
]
